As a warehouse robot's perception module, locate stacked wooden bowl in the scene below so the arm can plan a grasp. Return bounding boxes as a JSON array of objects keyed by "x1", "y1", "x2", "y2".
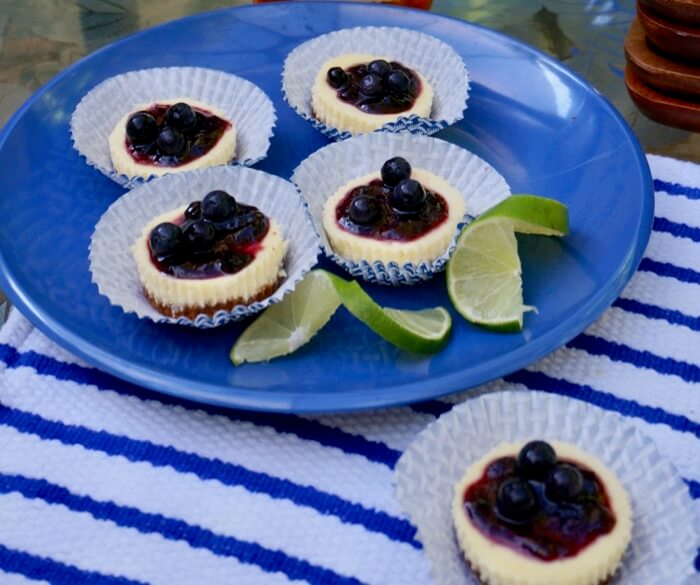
[{"x1": 625, "y1": 0, "x2": 700, "y2": 131}]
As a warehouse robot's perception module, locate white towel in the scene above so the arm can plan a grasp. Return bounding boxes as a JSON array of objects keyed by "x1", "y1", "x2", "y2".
[{"x1": 0, "y1": 154, "x2": 697, "y2": 585}]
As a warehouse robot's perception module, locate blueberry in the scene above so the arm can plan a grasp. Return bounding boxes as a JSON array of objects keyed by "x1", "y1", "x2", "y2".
[
  {"x1": 381, "y1": 156, "x2": 411, "y2": 187},
  {"x1": 327, "y1": 67, "x2": 348, "y2": 89},
  {"x1": 348, "y1": 195, "x2": 380, "y2": 225},
  {"x1": 545, "y1": 464, "x2": 584, "y2": 501},
  {"x1": 390, "y1": 179, "x2": 426, "y2": 213},
  {"x1": 517, "y1": 441, "x2": 557, "y2": 481},
  {"x1": 184, "y1": 201, "x2": 202, "y2": 220},
  {"x1": 156, "y1": 126, "x2": 186, "y2": 156},
  {"x1": 149, "y1": 222, "x2": 182, "y2": 257},
  {"x1": 385, "y1": 70, "x2": 410, "y2": 95},
  {"x1": 360, "y1": 74, "x2": 383, "y2": 97},
  {"x1": 125, "y1": 112, "x2": 158, "y2": 146},
  {"x1": 202, "y1": 190, "x2": 237, "y2": 221},
  {"x1": 166, "y1": 102, "x2": 197, "y2": 132},
  {"x1": 496, "y1": 478, "x2": 539, "y2": 524},
  {"x1": 183, "y1": 220, "x2": 215, "y2": 252},
  {"x1": 368, "y1": 59, "x2": 391, "y2": 77}
]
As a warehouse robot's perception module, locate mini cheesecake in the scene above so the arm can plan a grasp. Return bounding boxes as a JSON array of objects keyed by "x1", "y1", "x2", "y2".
[
  {"x1": 322, "y1": 157, "x2": 465, "y2": 266},
  {"x1": 109, "y1": 98, "x2": 236, "y2": 179},
  {"x1": 311, "y1": 54, "x2": 433, "y2": 134},
  {"x1": 132, "y1": 190, "x2": 287, "y2": 319},
  {"x1": 452, "y1": 440, "x2": 633, "y2": 585}
]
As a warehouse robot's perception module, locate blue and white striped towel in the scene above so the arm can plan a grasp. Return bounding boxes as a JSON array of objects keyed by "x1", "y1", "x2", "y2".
[{"x1": 0, "y1": 154, "x2": 697, "y2": 585}]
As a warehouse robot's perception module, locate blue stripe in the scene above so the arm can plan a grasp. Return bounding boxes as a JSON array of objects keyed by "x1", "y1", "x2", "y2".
[
  {"x1": 613, "y1": 298, "x2": 700, "y2": 332},
  {"x1": 654, "y1": 178, "x2": 700, "y2": 200},
  {"x1": 0, "y1": 472, "x2": 368, "y2": 585},
  {"x1": 568, "y1": 334, "x2": 700, "y2": 383},
  {"x1": 413, "y1": 370, "x2": 700, "y2": 438},
  {"x1": 686, "y1": 478, "x2": 700, "y2": 500},
  {"x1": 654, "y1": 217, "x2": 700, "y2": 243},
  {"x1": 639, "y1": 258, "x2": 700, "y2": 285},
  {"x1": 0, "y1": 404, "x2": 420, "y2": 549},
  {"x1": 0, "y1": 542, "x2": 147, "y2": 585},
  {"x1": 504, "y1": 369, "x2": 700, "y2": 438},
  {"x1": 0, "y1": 344, "x2": 401, "y2": 469}
]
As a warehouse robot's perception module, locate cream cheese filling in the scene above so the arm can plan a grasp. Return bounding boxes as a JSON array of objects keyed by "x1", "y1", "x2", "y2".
[
  {"x1": 109, "y1": 97, "x2": 237, "y2": 179},
  {"x1": 322, "y1": 168, "x2": 466, "y2": 266},
  {"x1": 132, "y1": 206, "x2": 287, "y2": 311},
  {"x1": 311, "y1": 54, "x2": 433, "y2": 134},
  {"x1": 452, "y1": 441, "x2": 633, "y2": 585}
]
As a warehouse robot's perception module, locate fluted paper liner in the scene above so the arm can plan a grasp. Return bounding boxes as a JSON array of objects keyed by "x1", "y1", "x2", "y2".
[
  {"x1": 89, "y1": 166, "x2": 320, "y2": 328},
  {"x1": 283, "y1": 27, "x2": 470, "y2": 140},
  {"x1": 394, "y1": 391, "x2": 700, "y2": 585},
  {"x1": 72, "y1": 67, "x2": 276, "y2": 188},
  {"x1": 292, "y1": 133, "x2": 510, "y2": 285}
]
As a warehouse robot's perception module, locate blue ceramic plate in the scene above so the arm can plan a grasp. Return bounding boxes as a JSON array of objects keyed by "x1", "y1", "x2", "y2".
[{"x1": 0, "y1": 2, "x2": 653, "y2": 412}]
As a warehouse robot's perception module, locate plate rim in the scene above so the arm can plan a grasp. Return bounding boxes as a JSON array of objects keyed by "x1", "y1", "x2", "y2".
[{"x1": 0, "y1": 1, "x2": 654, "y2": 413}]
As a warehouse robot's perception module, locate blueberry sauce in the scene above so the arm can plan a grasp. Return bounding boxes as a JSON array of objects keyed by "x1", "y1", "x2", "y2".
[
  {"x1": 148, "y1": 192, "x2": 268, "y2": 280},
  {"x1": 328, "y1": 61, "x2": 422, "y2": 115},
  {"x1": 336, "y1": 178, "x2": 448, "y2": 241},
  {"x1": 126, "y1": 103, "x2": 231, "y2": 168},
  {"x1": 463, "y1": 455, "x2": 616, "y2": 561}
]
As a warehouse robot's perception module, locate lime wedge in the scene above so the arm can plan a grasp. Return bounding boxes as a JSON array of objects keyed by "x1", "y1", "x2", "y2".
[
  {"x1": 447, "y1": 217, "x2": 535, "y2": 332},
  {"x1": 325, "y1": 272, "x2": 452, "y2": 354},
  {"x1": 477, "y1": 194, "x2": 569, "y2": 236},
  {"x1": 230, "y1": 271, "x2": 341, "y2": 365},
  {"x1": 231, "y1": 270, "x2": 452, "y2": 364}
]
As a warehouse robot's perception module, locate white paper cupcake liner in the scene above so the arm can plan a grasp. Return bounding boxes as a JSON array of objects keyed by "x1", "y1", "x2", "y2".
[
  {"x1": 395, "y1": 391, "x2": 700, "y2": 585},
  {"x1": 292, "y1": 132, "x2": 510, "y2": 285},
  {"x1": 89, "y1": 166, "x2": 320, "y2": 328},
  {"x1": 282, "y1": 27, "x2": 470, "y2": 140},
  {"x1": 71, "y1": 67, "x2": 276, "y2": 188}
]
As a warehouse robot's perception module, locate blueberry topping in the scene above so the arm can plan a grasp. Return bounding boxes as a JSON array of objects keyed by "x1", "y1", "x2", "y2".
[
  {"x1": 338, "y1": 86, "x2": 359, "y2": 102},
  {"x1": 546, "y1": 464, "x2": 584, "y2": 501},
  {"x1": 126, "y1": 112, "x2": 158, "y2": 146},
  {"x1": 360, "y1": 74, "x2": 383, "y2": 97},
  {"x1": 368, "y1": 59, "x2": 391, "y2": 78},
  {"x1": 485, "y1": 457, "x2": 518, "y2": 480},
  {"x1": 183, "y1": 219, "x2": 215, "y2": 251},
  {"x1": 156, "y1": 126, "x2": 186, "y2": 156},
  {"x1": 390, "y1": 179, "x2": 426, "y2": 213},
  {"x1": 149, "y1": 222, "x2": 182, "y2": 257},
  {"x1": 332, "y1": 61, "x2": 420, "y2": 115},
  {"x1": 126, "y1": 103, "x2": 229, "y2": 168},
  {"x1": 220, "y1": 253, "x2": 253, "y2": 274},
  {"x1": 202, "y1": 190, "x2": 237, "y2": 221},
  {"x1": 385, "y1": 70, "x2": 411, "y2": 95},
  {"x1": 381, "y1": 156, "x2": 412, "y2": 187},
  {"x1": 184, "y1": 201, "x2": 202, "y2": 220},
  {"x1": 327, "y1": 67, "x2": 348, "y2": 89},
  {"x1": 348, "y1": 195, "x2": 380, "y2": 225},
  {"x1": 496, "y1": 478, "x2": 539, "y2": 524},
  {"x1": 166, "y1": 102, "x2": 197, "y2": 132},
  {"x1": 517, "y1": 440, "x2": 557, "y2": 480}
]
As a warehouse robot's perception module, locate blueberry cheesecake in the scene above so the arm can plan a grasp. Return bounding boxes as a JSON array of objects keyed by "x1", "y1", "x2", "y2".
[
  {"x1": 322, "y1": 157, "x2": 465, "y2": 266},
  {"x1": 132, "y1": 189, "x2": 287, "y2": 319},
  {"x1": 452, "y1": 440, "x2": 632, "y2": 585},
  {"x1": 311, "y1": 55, "x2": 433, "y2": 134},
  {"x1": 109, "y1": 98, "x2": 236, "y2": 179}
]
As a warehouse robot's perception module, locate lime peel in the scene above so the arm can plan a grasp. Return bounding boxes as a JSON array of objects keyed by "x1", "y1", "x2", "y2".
[
  {"x1": 231, "y1": 269, "x2": 452, "y2": 365},
  {"x1": 447, "y1": 194, "x2": 568, "y2": 332}
]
